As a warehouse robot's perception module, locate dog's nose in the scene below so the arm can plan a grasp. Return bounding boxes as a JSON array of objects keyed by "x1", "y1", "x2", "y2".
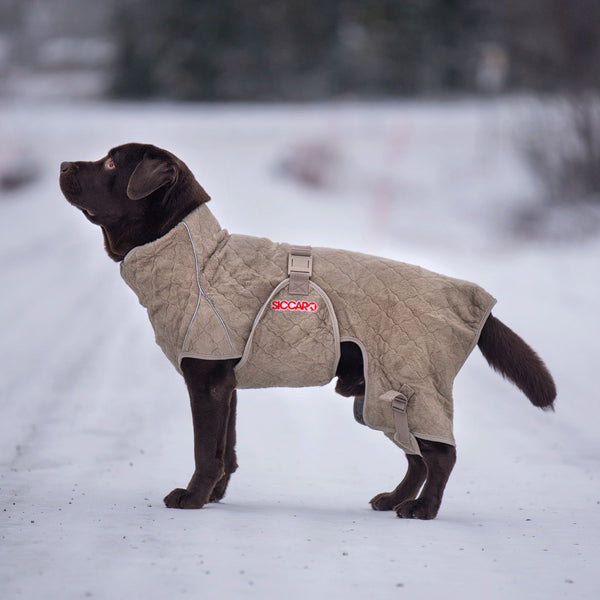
[{"x1": 60, "y1": 161, "x2": 72, "y2": 173}]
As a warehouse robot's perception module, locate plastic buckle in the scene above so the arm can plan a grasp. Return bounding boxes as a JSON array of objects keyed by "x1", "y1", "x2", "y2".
[
  {"x1": 288, "y1": 249, "x2": 312, "y2": 277},
  {"x1": 391, "y1": 394, "x2": 408, "y2": 413}
]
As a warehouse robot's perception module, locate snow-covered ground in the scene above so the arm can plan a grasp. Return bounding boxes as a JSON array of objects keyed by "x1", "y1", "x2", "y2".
[{"x1": 1, "y1": 99, "x2": 598, "y2": 599}]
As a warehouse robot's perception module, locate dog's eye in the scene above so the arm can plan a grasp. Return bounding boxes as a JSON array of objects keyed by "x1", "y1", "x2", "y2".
[{"x1": 104, "y1": 157, "x2": 116, "y2": 170}]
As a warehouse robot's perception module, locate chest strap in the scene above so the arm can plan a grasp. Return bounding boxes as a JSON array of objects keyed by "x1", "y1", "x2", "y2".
[{"x1": 288, "y1": 245, "x2": 312, "y2": 295}]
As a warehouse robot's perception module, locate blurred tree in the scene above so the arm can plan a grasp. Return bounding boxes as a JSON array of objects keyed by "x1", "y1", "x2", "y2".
[
  {"x1": 550, "y1": 0, "x2": 600, "y2": 92},
  {"x1": 514, "y1": 1, "x2": 600, "y2": 218},
  {"x1": 500, "y1": 0, "x2": 600, "y2": 92}
]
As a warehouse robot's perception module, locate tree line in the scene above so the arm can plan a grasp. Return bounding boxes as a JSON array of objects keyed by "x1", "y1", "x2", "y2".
[{"x1": 110, "y1": 0, "x2": 600, "y2": 101}]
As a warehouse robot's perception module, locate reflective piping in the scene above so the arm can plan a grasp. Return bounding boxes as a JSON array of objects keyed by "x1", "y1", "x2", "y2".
[{"x1": 181, "y1": 221, "x2": 235, "y2": 355}]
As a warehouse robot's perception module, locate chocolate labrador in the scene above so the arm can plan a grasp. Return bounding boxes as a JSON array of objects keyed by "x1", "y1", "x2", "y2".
[{"x1": 59, "y1": 143, "x2": 556, "y2": 519}]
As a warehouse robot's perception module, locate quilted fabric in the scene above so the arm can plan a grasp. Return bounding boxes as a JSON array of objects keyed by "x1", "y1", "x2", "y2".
[{"x1": 121, "y1": 204, "x2": 496, "y2": 454}]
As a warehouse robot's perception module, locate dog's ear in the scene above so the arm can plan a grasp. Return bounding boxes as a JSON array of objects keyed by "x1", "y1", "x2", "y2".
[{"x1": 126, "y1": 156, "x2": 177, "y2": 200}]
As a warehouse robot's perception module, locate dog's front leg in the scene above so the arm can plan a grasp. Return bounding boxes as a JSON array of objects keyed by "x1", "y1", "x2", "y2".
[
  {"x1": 209, "y1": 389, "x2": 238, "y2": 503},
  {"x1": 164, "y1": 358, "x2": 237, "y2": 509}
]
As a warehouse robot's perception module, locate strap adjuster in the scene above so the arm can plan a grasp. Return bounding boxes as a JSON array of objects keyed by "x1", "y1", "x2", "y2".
[
  {"x1": 288, "y1": 245, "x2": 312, "y2": 295},
  {"x1": 391, "y1": 395, "x2": 408, "y2": 413},
  {"x1": 391, "y1": 384, "x2": 415, "y2": 412},
  {"x1": 380, "y1": 384, "x2": 420, "y2": 455},
  {"x1": 288, "y1": 246, "x2": 312, "y2": 276}
]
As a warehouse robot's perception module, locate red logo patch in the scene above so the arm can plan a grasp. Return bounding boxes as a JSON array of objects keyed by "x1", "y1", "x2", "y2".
[{"x1": 271, "y1": 300, "x2": 318, "y2": 312}]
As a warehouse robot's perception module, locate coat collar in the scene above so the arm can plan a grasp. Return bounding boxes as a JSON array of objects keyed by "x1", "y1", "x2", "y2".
[{"x1": 121, "y1": 203, "x2": 227, "y2": 269}]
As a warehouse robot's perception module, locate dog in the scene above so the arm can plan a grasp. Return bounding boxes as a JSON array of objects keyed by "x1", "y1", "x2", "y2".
[{"x1": 59, "y1": 143, "x2": 556, "y2": 519}]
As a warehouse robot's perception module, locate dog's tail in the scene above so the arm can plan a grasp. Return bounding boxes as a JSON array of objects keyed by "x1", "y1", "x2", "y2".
[{"x1": 477, "y1": 314, "x2": 556, "y2": 410}]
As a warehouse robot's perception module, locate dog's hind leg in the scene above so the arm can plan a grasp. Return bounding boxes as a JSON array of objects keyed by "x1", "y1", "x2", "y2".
[
  {"x1": 370, "y1": 453, "x2": 427, "y2": 511},
  {"x1": 209, "y1": 390, "x2": 238, "y2": 503},
  {"x1": 395, "y1": 439, "x2": 456, "y2": 520}
]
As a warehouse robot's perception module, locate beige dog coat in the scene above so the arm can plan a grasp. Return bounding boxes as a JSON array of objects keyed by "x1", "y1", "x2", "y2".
[{"x1": 121, "y1": 204, "x2": 495, "y2": 454}]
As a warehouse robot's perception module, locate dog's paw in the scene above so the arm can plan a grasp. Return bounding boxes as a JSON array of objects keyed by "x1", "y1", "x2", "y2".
[
  {"x1": 163, "y1": 488, "x2": 207, "y2": 509},
  {"x1": 370, "y1": 492, "x2": 400, "y2": 511},
  {"x1": 395, "y1": 499, "x2": 438, "y2": 520}
]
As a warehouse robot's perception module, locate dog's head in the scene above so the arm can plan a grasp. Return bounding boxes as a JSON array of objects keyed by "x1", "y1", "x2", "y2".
[{"x1": 59, "y1": 143, "x2": 210, "y2": 261}]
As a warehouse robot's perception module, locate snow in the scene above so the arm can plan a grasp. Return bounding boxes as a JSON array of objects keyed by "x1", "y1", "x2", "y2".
[{"x1": 1, "y1": 99, "x2": 598, "y2": 599}]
